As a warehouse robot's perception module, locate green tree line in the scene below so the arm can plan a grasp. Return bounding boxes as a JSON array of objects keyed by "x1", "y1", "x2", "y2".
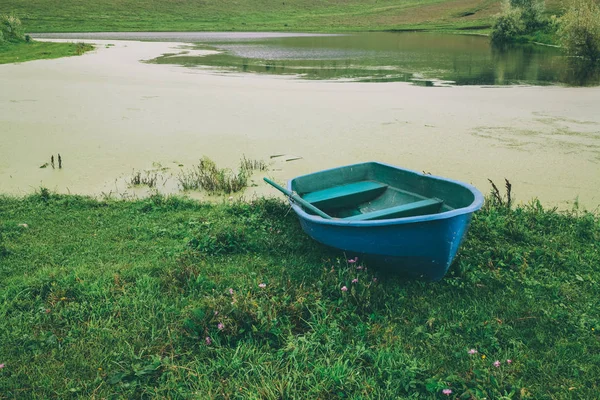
[{"x1": 492, "y1": 0, "x2": 600, "y2": 62}]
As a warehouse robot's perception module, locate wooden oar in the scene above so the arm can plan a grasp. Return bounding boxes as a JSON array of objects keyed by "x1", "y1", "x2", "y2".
[{"x1": 263, "y1": 178, "x2": 332, "y2": 219}]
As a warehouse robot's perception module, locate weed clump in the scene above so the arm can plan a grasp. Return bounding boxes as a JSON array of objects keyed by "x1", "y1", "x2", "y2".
[
  {"x1": 177, "y1": 156, "x2": 267, "y2": 194},
  {"x1": 178, "y1": 157, "x2": 247, "y2": 193},
  {"x1": 75, "y1": 42, "x2": 92, "y2": 55},
  {"x1": 128, "y1": 169, "x2": 159, "y2": 188},
  {"x1": 240, "y1": 155, "x2": 268, "y2": 172}
]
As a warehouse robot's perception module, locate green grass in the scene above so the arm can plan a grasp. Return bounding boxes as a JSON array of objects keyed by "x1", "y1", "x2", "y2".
[
  {"x1": 1, "y1": 0, "x2": 505, "y2": 33},
  {"x1": 0, "y1": 0, "x2": 570, "y2": 34},
  {"x1": 0, "y1": 191, "x2": 599, "y2": 398},
  {"x1": 0, "y1": 41, "x2": 93, "y2": 64}
]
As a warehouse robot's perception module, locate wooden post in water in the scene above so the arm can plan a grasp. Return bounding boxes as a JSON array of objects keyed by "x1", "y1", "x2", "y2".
[
  {"x1": 51, "y1": 155, "x2": 55, "y2": 169},
  {"x1": 58, "y1": 154, "x2": 62, "y2": 169}
]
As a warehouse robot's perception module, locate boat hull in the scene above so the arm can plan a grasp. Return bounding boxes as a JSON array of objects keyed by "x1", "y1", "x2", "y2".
[
  {"x1": 297, "y1": 211, "x2": 472, "y2": 280},
  {"x1": 287, "y1": 162, "x2": 484, "y2": 280}
]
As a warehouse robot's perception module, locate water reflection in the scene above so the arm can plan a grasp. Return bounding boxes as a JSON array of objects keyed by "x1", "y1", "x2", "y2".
[
  {"x1": 562, "y1": 59, "x2": 600, "y2": 86},
  {"x1": 36, "y1": 31, "x2": 600, "y2": 86},
  {"x1": 154, "y1": 33, "x2": 599, "y2": 86}
]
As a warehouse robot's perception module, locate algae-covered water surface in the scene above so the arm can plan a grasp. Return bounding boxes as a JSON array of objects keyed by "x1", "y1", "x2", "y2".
[{"x1": 3, "y1": 37, "x2": 600, "y2": 209}]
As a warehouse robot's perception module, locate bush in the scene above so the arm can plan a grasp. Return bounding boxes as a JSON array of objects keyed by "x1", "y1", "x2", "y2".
[
  {"x1": 511, "y1": 0, "x2": 546, "y2": 31},
  {"x1": 491, "y1": 2, "x2": 526, "y2": 43},
  {"x1": 491, "y1": 0, "x2": 549, "y2": 44},
  {"x1": 0, "y1": 14, "x2": 25, "y2": 42},
  {"x1": 559, "y1": 0, "x2": 600, "y2": 62}
]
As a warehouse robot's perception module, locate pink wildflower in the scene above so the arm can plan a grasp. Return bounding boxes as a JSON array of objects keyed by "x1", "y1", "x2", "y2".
[
  {"x1": 442, "y1": 389, "x2": 452, "y2": 396},
  {"x1": 0, "y1": 363, "x2": 4, "y2": 369},
  {"x1": 258, "y1": 283, "x2": 266, "y2": 288},
  {"x1": 356, "y1": 265, "x2": 363, "y2": 270},
  {"x1": 348, "y1": 257, "x2": 358, "y2": 264},
  {"x1": 468, "y1": 349, "x2": 478, "y2": 354},
  {"x1": 218, "y1": 323, "x2": 224, "y2": 330},
  {"x1": 493, "y1": 360, "x2": 501, "y2": 367},
  {"x1": 229, "y1": 288, "x2": 234, "y2": 295},
  {"x1": 352, "y1": 278, "x2": 358, "y2": 284},
  {"x1": 341, "y1": 286, "x2": 348, "y2": 292},
  {"x1": 205, "y1": 337, "x2": 211, "y2": 345},
  {"x1": 506, "y1": 359, "x2": 512, "y2": 364}
]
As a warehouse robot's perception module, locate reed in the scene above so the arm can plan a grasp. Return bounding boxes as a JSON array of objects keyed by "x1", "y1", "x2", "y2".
[
  {"x1": 177, "y1": 157, "x2": 248, "y2": 194},
  {"x1": 488, "y1": 178, "x2": 513, "y2": 208},
  {"x1": 240, "y1": 155, "x2": 268, "y2": 172},
  {"x1": 128, "y1": 169, "x2": 159, "y2": 188}
]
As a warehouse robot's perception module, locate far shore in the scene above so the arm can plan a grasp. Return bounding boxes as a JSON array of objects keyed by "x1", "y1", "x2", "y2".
[{"x1": 1, "y1": 38, "x2": 599, "y2": 210}]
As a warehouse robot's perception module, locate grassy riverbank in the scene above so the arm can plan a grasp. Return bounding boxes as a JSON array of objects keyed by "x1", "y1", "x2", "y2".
[
  {"x1": 0, "y1": 41, "x2": 93, "y2": 64},
  {"x1": 1, "y1": 192, "x2": 598, "y2": 398},
  {"x1": 0, "y1": 0, "x2": 562, "y2": 33}
]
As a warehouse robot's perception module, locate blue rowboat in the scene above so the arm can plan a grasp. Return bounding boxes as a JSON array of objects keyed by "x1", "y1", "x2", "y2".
[{"x1": 267, "y1": 161, "x2": 484, "y2": 280}]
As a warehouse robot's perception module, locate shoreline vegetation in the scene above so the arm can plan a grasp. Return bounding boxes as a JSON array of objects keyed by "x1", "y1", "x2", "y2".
[
  {"x1": 491, "y1": 0, "x2": 600, "y2": 63},
  {"x1": 0, "y1": 14, "x2": 93, "y2": 64},
  {"x1": 0, "y1": 190, "x2": 598, "y2": 398}
]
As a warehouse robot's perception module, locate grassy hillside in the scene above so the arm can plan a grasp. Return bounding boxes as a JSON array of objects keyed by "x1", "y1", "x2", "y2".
[
  {"x1": 0, "y1": 192, "x2": 599, "y2": 398},
  {"x1": 1, "y1": 0, "x2": 515, "y2": 33}
]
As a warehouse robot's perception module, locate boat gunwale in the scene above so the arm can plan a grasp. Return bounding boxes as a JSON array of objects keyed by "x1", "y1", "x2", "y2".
[{"x1": 287, "y1": 161, "x2": 485, "y2": 227}]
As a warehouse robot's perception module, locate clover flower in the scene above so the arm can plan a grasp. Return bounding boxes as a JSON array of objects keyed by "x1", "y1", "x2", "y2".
[
  {"x1": 218, "y1": 323, "x2": 224, "y2": 330},
  {"x1": 493, "y1": 360, "x2": 501, "y2": 367},
  {"x1": 341, "y1": 286, "x2": 348, "y2": 292},
  {"x1": 352, "y1": 278, "x2": 358, "y2": 284},
  {"x1": 259, "y1": 283, "x2": 266, "y2": 288},
  {"x1": 468, "y1": 349, "x2": 478, "y2": 354},
  {"x1": 205, "y1": 337, "x2": 211, "y2": 345},
  {"x1": 442, "y1": 389, "x2": 452, "y2": 396}
]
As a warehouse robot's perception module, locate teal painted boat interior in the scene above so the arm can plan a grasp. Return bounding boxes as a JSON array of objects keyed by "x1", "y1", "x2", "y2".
[{"x1": 291, "y1": 162, "x2": 476, "y2": 220}]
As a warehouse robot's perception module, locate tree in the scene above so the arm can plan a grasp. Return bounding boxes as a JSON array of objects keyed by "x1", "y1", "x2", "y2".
[
  {"x1": 491, "y1": 1, "x2": 526, "y2": 43},
  {"x1": 510, "y1": 0, "x2": 546, "y2": 31},
  {"x1": 559, "y1": 0, "x2": 600, "y2": 62},
  {"x1": 491, "y1": 0, "x2": 548, "y2": 44}
]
